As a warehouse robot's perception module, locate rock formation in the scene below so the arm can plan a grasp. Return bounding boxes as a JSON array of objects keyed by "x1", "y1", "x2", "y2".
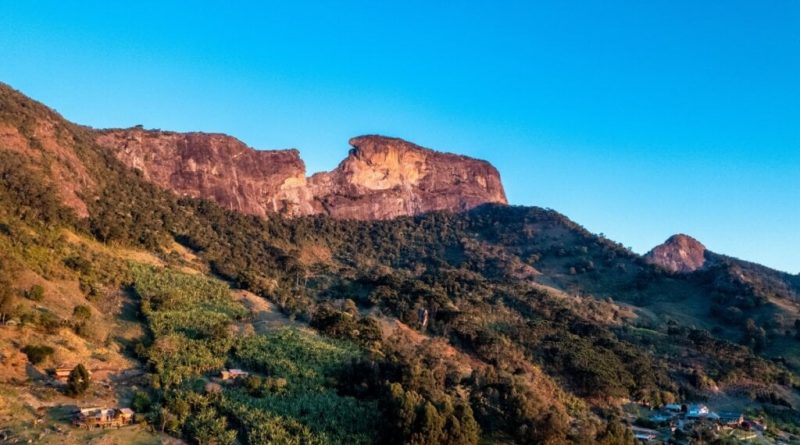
[
  {"x1": 95, "y1": 129, "x2": 315, "y2": 217},
  {"x1": 644, "y1": 234, "x2": 707, "y2": 273},
  {"x1": 95, "y1": 130, "x2": 507, "y2": 220}
]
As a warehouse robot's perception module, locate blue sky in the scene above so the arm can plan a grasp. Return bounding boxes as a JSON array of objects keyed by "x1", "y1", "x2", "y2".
[{"x1": 1, "y1": 1, "x2": 798, "y2": 272}]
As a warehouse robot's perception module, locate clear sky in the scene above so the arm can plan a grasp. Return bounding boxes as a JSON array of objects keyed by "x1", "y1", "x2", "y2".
[{"x1": 1, "y1": 1, "x2": 798, "y2": 273}]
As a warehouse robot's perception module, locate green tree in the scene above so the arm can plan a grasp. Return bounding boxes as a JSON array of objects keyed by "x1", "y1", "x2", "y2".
[
  {"x1": 66, "y1": 364, "x2": 91, "y2": 396},
  {"x1": 743, "y1": 318, "x2": 767, "y2": 352},
  {"x1": 132, "y1": 390, "x2": 152, "y2": 413}
]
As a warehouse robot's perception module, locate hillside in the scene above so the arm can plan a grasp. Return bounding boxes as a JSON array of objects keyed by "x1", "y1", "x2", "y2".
[{"x1": 1, "y1": 83, "x2": 799, "y2": 444}]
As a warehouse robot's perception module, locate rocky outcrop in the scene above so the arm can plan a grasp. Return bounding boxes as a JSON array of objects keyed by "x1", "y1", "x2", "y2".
[
  {"x1": 308, "y1": 135, "x2": 507, "y2": 219},
  {"x1": 644, "y1": 234, "x2": 707, "y2": 273},
  {"x1": 95, "y1": 129, "x2": 315, "y2": 216},
  {"x1": 95, "y1": 131, "x2": 507, "y2": 220}
]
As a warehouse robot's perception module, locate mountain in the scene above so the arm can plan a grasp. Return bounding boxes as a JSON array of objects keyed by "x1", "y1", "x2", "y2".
[
  {"x1": 95, "y1": 128, "x2": 507, "y2": 220},
  {"x1": 1, "y1": 82, "x2": 799, "y2": 445},
  {"x1": 644, "y1": 234, "x2": 707, "y2": 273}
]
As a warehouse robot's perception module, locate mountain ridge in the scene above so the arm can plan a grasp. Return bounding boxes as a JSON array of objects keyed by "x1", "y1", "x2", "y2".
[{"x1": 94, "y1": 128, "x2": 507, "y2": 220}]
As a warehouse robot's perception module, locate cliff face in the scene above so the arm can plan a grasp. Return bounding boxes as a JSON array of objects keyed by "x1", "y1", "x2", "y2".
[
  {"x1": 644, "y1": 234, "x2": 707, "y2": 273},
  {"x1": 95, "y1": 131, "x2": 507, "y2": 220},
  {"x1": 309, "y1": 135, "x2": 507, "y2": 219},
  {"x1": 95, "y1": 129, "x2": 315, "y2": 216}
]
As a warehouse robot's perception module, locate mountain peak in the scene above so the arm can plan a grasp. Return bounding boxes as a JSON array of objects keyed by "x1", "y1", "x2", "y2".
[{"x1": 644, "y1": 234, "x2": 707, "y2": 273}]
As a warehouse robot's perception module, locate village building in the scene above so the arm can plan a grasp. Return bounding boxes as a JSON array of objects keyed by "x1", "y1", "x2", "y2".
[
  {"x1": 52, "y1": 367, "x2": 72, "y2": 383},
  {"x1": 73, "y1": 407, "x2": 135, "y2": 429},
  {"x1": 718, "y1": 412, "x2": 743, "y2": 426},
  {"x1": 648, "y1": 413, "x2": 673, "y2": 423},
  {"x1": 631, "y1": 426, "x2": 658, "y2": 442},
  {"x1": 686, "y1": 404, "x2": 709, "y2": 418},
  {"x1": 220, "y1": 368, "x2": 249, "y2": 380}
]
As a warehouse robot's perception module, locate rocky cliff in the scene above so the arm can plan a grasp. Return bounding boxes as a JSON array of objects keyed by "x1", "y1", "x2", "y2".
[
  {"x1": 95, "y1": 129, "x2": 315, "y2": 217},
  {"x1": 95, "y1": 130, "x2": 507, "y2": 220},
  {"x1": 644, "y1": 234, "x2": 707, "y2": 273},
  {"x1": 308, "y1": 135, "x2": 507, "y2": 219}
]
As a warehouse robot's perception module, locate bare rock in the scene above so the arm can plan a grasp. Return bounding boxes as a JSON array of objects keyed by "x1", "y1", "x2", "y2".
[
  {"x1": 644, "y1": 234, "x2": 707, "y2": 273},
  {"x1": 95, "y1": 131, "x2": 507, "y2": 220}
]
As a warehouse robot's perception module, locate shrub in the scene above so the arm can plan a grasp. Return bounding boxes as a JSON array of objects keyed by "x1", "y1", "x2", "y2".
[
  {"x1": 21, "y1": 344, "x2": 54, "y2": 365},
  {"x1": 64, "y1": 255, "x2": 92, "y2": 274},
  {"x1": 132, "y1": 390, "x2": 152, "y2": 413},
  {"x1": 66, "y1": 364, "x2": 91, "y2": 396},
  {"x1": 24, "y1": 285, "x2": 45, "y2": 301},
  {"x1": 37, "y1": 310, "x2": 62, "y2": 334},
  {"x1": 72, "y1": 304, "x2": 92, "y2": 321}
]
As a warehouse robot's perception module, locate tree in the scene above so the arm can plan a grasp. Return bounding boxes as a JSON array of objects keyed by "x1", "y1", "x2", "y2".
[
  {"x1": 0, "y1": 288, "x2": 15, "y2": 325},
  {"x1": 66, "y1": 364, "x2": 91, "y2": 396},
  {"x1": 71, "y1": 304, "x2": 93, "y2": 337},
  {"x1": 742, "y1": 319, "x2": 767, "y2": 352},
  {"x1": 0, "y1": 264, "x2": 16, "y2": 324},
  {"x1": 596, "y1": 417, "x2": 636, "y2": 445},
  {"x1": 21, "y1": 344, "x2": 54, "y2": 365},
  {"x1": 24, "y1": 284, "x2": 44, "y2": 301}
]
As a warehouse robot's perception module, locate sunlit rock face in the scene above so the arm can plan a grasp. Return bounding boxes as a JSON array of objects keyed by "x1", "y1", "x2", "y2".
[
  {"x1": 644, "y1": 234, "x2": 707, "y2": 273},
  {"x1": 96, "y1": 131, "x2": 507, "y2": 220},
  {"x1": 307, "y1": 135, "x2": 507, "y2": 220}
]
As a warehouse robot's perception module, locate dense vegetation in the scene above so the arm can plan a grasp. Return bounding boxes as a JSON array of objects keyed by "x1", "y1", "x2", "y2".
[{"x1": 1, "y1": 83, "x2": 799, "y2": 443}]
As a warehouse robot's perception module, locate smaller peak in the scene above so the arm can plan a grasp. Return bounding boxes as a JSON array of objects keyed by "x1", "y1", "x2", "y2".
[
  {"x1": 645, "y1": 234, "x2": 706, "y2": 273},
  {"x1": 664, "y1": 233, "x2": 705, "y2": 249}
]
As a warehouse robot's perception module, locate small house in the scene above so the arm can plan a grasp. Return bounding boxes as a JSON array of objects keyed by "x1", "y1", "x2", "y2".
[
  {"x1": 664, "y1": 403, "x2": 682, "y2": 412},
  {"x1": 118, "y1": 408, "x2": 135, "y2": 423},
  {"x1": 649, "y1": 413, "x2": 672, "y2": 423},
  {"x1": 686, "y1": 404, "x2": 709, "y2": 418},
  {"x1": 52, "y1": 367, "x2": 73, "y2": 382},
  {"x1": 718, "y1": 412, "x2": 743, "y2": 426},
  {"x1": 631, "y1": 426, "x2": 658, "y2": 442},
  {"x1": 73, "y1": 407, "x2": 134, "y2": 429},
  {"x1": 220, "y1": 368, "x2": 249, "y2": 380}
]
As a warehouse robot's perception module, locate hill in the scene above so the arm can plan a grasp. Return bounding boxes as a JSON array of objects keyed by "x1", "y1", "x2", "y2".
[{"x1": 1, "y1": 82, "x2": 799, "y2": 444}]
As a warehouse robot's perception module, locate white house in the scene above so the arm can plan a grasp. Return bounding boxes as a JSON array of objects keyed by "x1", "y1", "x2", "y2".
[{"x1": 686, "y1": 404, "x2": 709, "y2": 418}]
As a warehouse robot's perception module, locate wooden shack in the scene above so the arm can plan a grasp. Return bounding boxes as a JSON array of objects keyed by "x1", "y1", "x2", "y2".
[{"x1": 52, "y1": 367, "x2": 73, "y2": 383}]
